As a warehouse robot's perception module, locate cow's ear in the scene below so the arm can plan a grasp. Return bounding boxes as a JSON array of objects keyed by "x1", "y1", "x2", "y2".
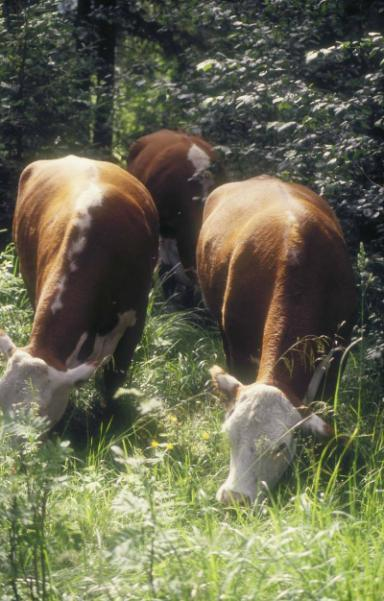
[
  {"x1": 48, "y1": 362, "x2": 97, "y2": 388},
  {"x1": 300, "y1": 412, "x2": 334, "y2": 438},
  {"x1": 0, "y1": 331, "x2": 16, "y2": 358},
  {"x1": 66, "y1": 362, "x2": 98, "y2": 385},
  {"x1": 209, "y1": 365, "x2": 241, "y2": 409}
]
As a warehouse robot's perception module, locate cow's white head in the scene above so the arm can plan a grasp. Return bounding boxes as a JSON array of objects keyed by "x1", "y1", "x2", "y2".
[
  {"x1": 0, "y1": 331, "x2": 96, "y2": 426},
  {"x1": 210, "y1": 365, "x2": 331, "y2": 505}
]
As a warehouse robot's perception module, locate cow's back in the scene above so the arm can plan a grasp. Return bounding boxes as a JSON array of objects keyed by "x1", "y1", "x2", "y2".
[
  {"x1": 13, "y1": 155, "x2": 159, "y2": 370},
  {"x1": 197, "y1": 175, "x2": 356, "y2": 395},
  {"x1": 128, "y1": 129, "x2": 188, "y2": 178},
  {"x1": 127, "y1": 129, "x2": 216, "y2": 220},
  {"x1": 199, "y1": 175, "x2": 347, "y2": 311},
  {"x1": 127, "y1": 129, "x2": 220, "y2": 304},
  {"x1": 1, "y1": 155, "x2": 159, "y2": 422},
  {"x1": 14, "y1": 156, "x2": 157, "y2": 305}
]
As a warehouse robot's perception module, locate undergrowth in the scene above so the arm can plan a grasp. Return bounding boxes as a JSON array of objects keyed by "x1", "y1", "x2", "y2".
[{"x1": 0, "y1": 243, "x2": 383, "y2": 601}]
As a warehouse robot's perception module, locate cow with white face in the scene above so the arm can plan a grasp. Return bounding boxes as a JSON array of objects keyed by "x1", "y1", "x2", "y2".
[
  {"x1": 211, "y1": 367, "x2": 304, "y2": 504},
  {"x1": 0, "y1": 155, "x2": 158, "y2": 427},
  {"x1": 127, "y1": 129, "x2": 222, "y2": 307},
  {"x1": 0, "y1": 340, "x2": 96, "y2": 424},
  {"x1": 197, "y1": 176, "x2": 356, "y2": 505}
]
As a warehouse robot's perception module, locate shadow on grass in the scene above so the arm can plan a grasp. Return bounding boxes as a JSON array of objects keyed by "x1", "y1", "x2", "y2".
[{"x1": 52, "y1": 390, "x2": 141, "y2": 452}]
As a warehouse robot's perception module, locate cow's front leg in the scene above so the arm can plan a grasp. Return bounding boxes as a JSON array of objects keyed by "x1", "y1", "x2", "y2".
[{"x1": 100, "y1": 312, "x2": 146, "y2": 408}]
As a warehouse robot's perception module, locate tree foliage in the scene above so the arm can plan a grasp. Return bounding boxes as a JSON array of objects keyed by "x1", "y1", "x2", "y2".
[{"x1": 0, "y1": 0, "x2": 383, "y2": 354}]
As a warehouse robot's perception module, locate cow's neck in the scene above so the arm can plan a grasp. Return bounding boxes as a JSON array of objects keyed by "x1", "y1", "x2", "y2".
[
  {"x1": 27, "y1": 267, "x2": 98, "y2": 370},
  {"x1": 255, "y1": 288, "x2": 322, "y2": 409}
]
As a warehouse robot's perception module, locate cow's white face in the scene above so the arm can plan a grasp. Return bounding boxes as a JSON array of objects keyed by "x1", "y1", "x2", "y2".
[
  {"x1": 0, "y1": 337, "x2": 95, "y2": 426},
  {"x1": 218, "y1": 383, "x2": 301, "y2": 504},
  {"x1": 210, "y1": 366, "x2": 306, "y2": 505}
]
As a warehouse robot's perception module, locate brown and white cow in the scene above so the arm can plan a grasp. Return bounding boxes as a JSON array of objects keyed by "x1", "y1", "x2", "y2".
[
  {"x1": 0, "y1": 155, "x2": 158, "y2": 426},
  {"x1": 197, "y1": 175, "x2": 356, "y2": 504},
  {"x1": 127, "y1": 129, "x2": 221, "y2": 306}
]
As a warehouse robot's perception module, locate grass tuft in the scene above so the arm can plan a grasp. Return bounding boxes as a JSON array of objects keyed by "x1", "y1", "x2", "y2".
[{"x1": 0, "y1": 245, "x2": 383, "y2": 599}]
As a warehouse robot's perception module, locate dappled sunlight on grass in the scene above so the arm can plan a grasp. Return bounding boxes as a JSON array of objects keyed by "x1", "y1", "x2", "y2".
[{"x1": 0, "y1": 244, "x2": 383, "y2": 599}]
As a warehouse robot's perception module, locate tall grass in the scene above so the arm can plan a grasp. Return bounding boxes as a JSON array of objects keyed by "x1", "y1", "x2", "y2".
[{"x1": 0, "y1": 244, "x2": 383, "y2": 600}]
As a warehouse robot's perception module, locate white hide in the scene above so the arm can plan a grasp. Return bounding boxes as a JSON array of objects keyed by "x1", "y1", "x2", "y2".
[
  {"x1": 217, "y1": 382, "x2": 302, "y2": 504},
  {"x1": 284, "y1": 210, "x2": 301, "y2": 266},
  {"x1": 66, "y1": 310, "x2": 137, "y2": 368},
  {"x1": 87, "y1": 310, "x2": 137, "y2": 365},
  {"x1": 187, "y1": 143, "x2": 211, "y2": 176},
  {"x1": 51, "y1": 275, "x2": 67, "y2": 314},
  {"x1": 0, "y1": 349, "x2": 95, "y2": 426},
  {"x1": 0, "y1": 331, "x2": 16, "y2": 357},
  {"x1": 0, "y1": 310, "x2": 136, "y2": 426},
  {"x1": 73, "y1": 179, "x2": 103, "y2": 231},
  {"x1": 52, "y1": 172, "x2": 104, "y2": 315},
  {"x1": 187, "y1": 143, "x2": 213, "y2": 203}
]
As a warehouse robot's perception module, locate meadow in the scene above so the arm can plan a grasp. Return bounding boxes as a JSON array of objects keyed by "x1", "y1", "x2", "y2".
[{"x1": 0, "y1": 243, "x2": 383, "y2": 601}]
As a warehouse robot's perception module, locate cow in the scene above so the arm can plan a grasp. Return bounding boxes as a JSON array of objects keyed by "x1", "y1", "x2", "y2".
[
  {"x1": 127, "y1": 129, "x2": 221, "y2": 307},
  {"x1": 197, "y1": 175, "x2": 356, "y2": 505},
  {"x1": 0, "y1": 155, "x2": 158, "y2": 427}
]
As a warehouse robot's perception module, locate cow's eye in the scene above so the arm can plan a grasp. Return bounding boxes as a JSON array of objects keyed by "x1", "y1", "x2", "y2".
[{"x1": 273, "y1": 442, "x2": 288, "y2": 457}]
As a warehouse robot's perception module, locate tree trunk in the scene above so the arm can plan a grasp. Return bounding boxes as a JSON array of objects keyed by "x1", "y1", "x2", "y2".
[
  {"x1": 93, "y1": 0, "x2": 117, "y2": 157},
  {"x1": 74, "y1": 0, "x2": 94, "y2": 147}
]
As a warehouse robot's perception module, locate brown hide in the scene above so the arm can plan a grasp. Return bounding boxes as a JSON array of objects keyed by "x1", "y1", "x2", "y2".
[
  {"x1": 197, "y1": 175, "x2": 356, "y2": 409},
  {"x1": 127, "y1": 129, "x2": 220, "y2": 280},
  {"x1": 12, "y1": 155, "x2": 158, "y2": 400}
]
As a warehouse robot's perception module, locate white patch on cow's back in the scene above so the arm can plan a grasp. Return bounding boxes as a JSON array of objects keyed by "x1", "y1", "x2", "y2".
[
  {"x1": 187, "y1": 143, "x2": 211, "y2": 176},
  {"x1": 69, "y1": 168, "x2": 103, "y2": 256},
  {"x1": 69, "y1": 180, "x2": 103, "y2": 257},
  {"x1": 51, "y1": 173, "x2": 104, "y2": 315},
  {"x1": 284, "y1": 210, "x2": 301, "y2": 266},
  {"x1": 51, "y1": 275, "x2": 67, "y2": 314},
  {"x1": 74, "y1": 180, "x2": 103, "y2": 230},
  {"x1": 286, "y1": 211, "x2": 296, "y2": 225},
  {"x1": 75, "y1": 211, "x2": 92, "y2": 231},
  {"x1": 287, "y1": 246, "x2": 300, "y2": 265},
  {"x1": 49, "y1": 167, "x2": 104, "y2": 315},
  {"x1": 68, "y1": 235, "x2": 87, "y2": 259}
]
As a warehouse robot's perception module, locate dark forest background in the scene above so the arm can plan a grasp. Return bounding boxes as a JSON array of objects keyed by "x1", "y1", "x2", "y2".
[{"x1": 0, "y1": 0, "x2": 383, "y2": 355}]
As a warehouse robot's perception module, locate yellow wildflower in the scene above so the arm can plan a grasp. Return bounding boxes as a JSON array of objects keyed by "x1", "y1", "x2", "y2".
[
  {"x1": 202, "y1": 431, "x2": 210, "y2": 441},
  {"x1": 150, "y1": 440, "x2": 159, "y2": 448}
]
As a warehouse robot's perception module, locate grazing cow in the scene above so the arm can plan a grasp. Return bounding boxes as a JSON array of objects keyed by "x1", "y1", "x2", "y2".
[
  {"x1": 197, "y1": 176, "x2": 356, "y2": 504},
  {"x1": 0, "y1": 155, "x2": 158, "y2": 426},
  {"x1": 127, "y1": 129, "x2": 221, "y2": 306}
]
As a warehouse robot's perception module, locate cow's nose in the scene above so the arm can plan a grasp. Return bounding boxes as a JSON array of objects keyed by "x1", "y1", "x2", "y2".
[{"x1": 216, "y1": 486, "x2": 251, "y2": 506}]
